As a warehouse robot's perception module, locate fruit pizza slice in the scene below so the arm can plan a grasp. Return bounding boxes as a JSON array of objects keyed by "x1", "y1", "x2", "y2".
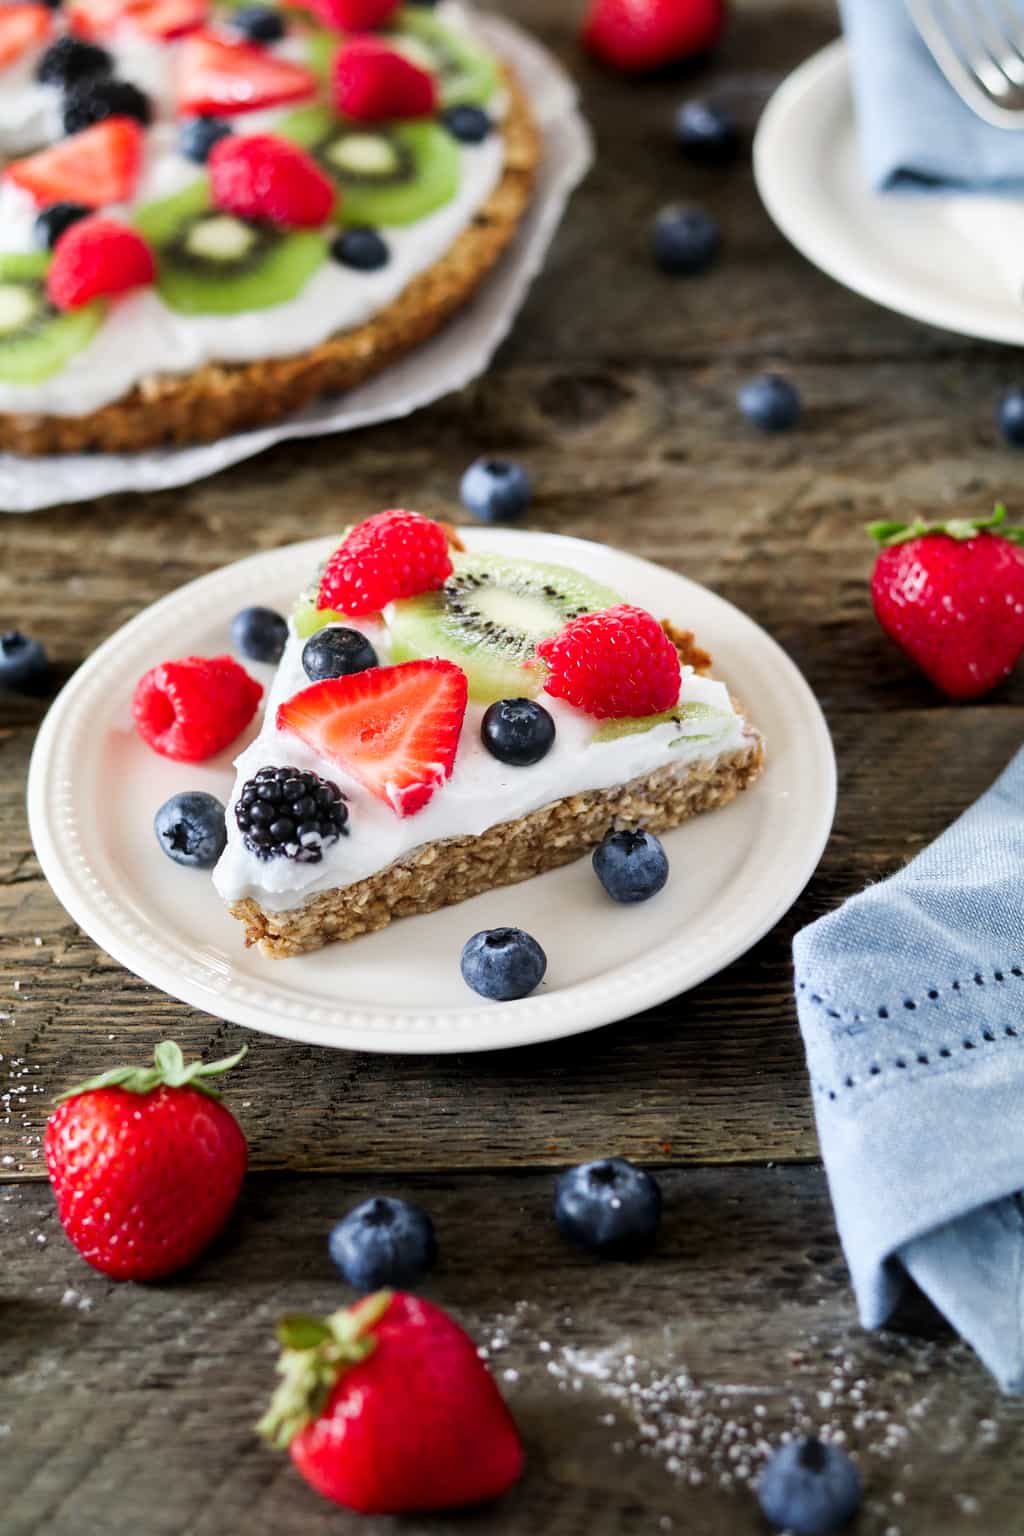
[{"x1": 213, "y1": 511, "x2": 765, "y2": 958}]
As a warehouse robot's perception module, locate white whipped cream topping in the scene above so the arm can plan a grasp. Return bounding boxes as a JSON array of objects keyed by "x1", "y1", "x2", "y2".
[
  {"x1": 0, "y1": 3, "x2": 506, "y2": 416},
  {"x1": 212, "y1": 607, "x2": 752, "y2": 913}
]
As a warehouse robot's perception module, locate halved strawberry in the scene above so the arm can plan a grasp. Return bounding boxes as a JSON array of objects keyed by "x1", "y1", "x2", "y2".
[
  {"x1": 178, "y1": 30, "x2": 318, "y2": 115},
  {"x1": 277, "y1": 659, "x2": 468, "y2": 818},
  {"x1": 4, "y1": 118, "x2": 143, "y2": 209},
  {"x1": 0, "y1": 4, "x2": 52, "y2": 70},
  {"x1": 69, "y1": 0, "x2": 209, "y2": 40}
]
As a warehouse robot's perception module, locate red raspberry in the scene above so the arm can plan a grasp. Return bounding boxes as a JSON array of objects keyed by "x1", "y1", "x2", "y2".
[
  {"x1": 331, "y1": 37, "x2": 439, "y2": 122},
  {"x1": 46, "y1": 216, "x2": 155, "y2": 311},
  {"x1": 537, "y1": 604, "x2": 682, "y2": 719},
  {"x1": 133, "y1": 655, "x2": 263, "y2": 762},
  {"x1": 318, "y1": 510, "x2": 453, "y2": 618},
  {"x1": 304, "y1": 0, "x2": 398, "y2": 26},
  {"x1": 209, "y1": 134, "x2": 335, "y2": 229}
]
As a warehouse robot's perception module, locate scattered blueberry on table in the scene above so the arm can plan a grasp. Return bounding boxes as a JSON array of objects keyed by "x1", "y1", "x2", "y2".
[
  {"x1": 328, "y1": 1196, "x2": 438, "y2": 1291},
  {"x1": 331, "y1": 228, "x2": 391, "y2": 272},
  {"x1": 154, "y1": 791, "x2": 228, "y2": 869},
  {"x1": 554, "y1": 1157, "x2": 662, "y2": 1259},
  {"x1": 481, "y1": 698, "x2": 556, "y2": 766},
  {"x1": 179, "y1": 115, "x2": 232, "y2": 165},
  {"x1": 651, "y1": 203, "x2": 720, "y2": 276},
  {"x1": 997, "y1": 388, "x2": 1024, "y2": 448},
  {"x1": 737, "y1": 372, "x2": 801, "y2": 433},
  {"x1": 460, "y1": 458, "x2": 532, "y2": 522},
  {"x1": 231, "y1": 605, "x2": 288, "y2": 664},
  {"x1": 0, "y1": 630, "x2": 50, "y2": 694},
  {"x1": 592, "y1": 828, "x2": 669, "y2": 904},
  {"x1": 675, "y1": 99, "x2": 739, "y2": 164},
  {"x1": 302, "y1": 626, "x2": 379, "y2": 682},
  {"x1": 461, "y1": 927, "x2": 547, "y2": 1000},
  {"x1": 758, "y1": 1436, "x2": 863, "y2": 1536},
  {"x1": 443, "y1": 105, "x2": 493, "y2": 143}
]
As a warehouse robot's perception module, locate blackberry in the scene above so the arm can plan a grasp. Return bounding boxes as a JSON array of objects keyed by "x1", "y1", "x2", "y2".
[
  {"x1": 36, "y1": 36, "x2": 113, "y2": 88},
  {"x1": 62, "y1": 77, "x2": 152, "y2": 135},
  {"x1": 234, "y1": 765, "x2": 348, "y2": 862}
]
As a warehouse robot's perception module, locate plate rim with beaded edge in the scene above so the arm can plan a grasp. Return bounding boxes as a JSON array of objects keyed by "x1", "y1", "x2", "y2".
[{"x1": 26, "y1": 527, "x2": 836, "y2": 1055}]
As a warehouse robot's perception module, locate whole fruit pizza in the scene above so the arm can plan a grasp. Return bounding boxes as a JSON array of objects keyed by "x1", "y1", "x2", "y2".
[{"x1": 0, "y1": 0, "x2": 539, "y2": 454}]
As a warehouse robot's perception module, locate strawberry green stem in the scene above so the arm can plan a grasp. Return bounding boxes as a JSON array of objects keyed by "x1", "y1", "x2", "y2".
[
  {"x1": 257, "y1": 1291, "x2": 394, "y2": 1450},
  {"x1": 56, "y1": 1040, "x2": 247, "y2": 1103},
  {"x1": 867, "y1": 503, "x2": 1024, "y2": 548}
]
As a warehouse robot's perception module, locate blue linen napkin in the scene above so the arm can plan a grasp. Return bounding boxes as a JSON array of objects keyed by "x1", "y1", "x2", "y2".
[
  {"x1": 840, "y1": 0, "x2": 1024, "y2": 192},
  {"x1": 794, "y1": 746, "x2": 1024, "y2": 1390}
]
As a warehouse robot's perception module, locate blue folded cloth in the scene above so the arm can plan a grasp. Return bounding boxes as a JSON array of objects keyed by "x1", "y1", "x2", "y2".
[
  {"x1": 794, "y1": 746, "x2": 1024, "y2": 1390},
  {"x1": 840, "y1": 0, "x2": 1024, "y2": 192}
]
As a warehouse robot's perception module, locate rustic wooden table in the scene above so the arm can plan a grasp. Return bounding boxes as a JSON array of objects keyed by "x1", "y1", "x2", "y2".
[{"x1": 3, "y1": 2, "x2": 1024, "y2": 1531}]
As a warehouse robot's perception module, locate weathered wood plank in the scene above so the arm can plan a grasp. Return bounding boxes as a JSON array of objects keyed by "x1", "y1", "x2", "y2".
[{"x1": 3, "y1": 1168, "x2": 1021, "y2": 1536}]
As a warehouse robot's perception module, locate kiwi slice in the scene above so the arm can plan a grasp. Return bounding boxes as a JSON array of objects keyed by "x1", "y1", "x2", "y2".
[
  {"x1": 594, "y1": 701, "x2": 732, "y2": 745},
  {"x1": 0, "y1": 252, "x2": 105, "y2": 386},
  {"x1": 278, "y1": 106, "x2": 459, "y2": 227},
  {"x1": 389, "y1": 553, "x2": 621, "y2": 704},
  {"x1": 135, "y1": 180, "x2": 328, "y2": 316},
  {"x1": 390, "y1": 7, "x2": 499, "y2": 107}
]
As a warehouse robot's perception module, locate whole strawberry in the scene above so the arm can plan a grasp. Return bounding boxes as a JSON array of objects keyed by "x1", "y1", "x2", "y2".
[
  {"x1": 45, "y1": 1040, "x2": 248, "y2": 1281},
  {"x1": 583, "y1": 0, "x2": 725, "y2": 73},
  {"x1": 258, "y1": 1291, "x2": 524, "y2": 1513},
  {"x1": 869, "y1": 505, "x2": 1024, "y2": 700}
]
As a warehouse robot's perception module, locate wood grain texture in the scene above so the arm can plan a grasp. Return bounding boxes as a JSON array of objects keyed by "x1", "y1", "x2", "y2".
[
  {"x1": 5, "y1": 1168, "x2": 1024, "y2": 1536},
  {"x1": 2, "y1": 0, "x2": 1023, "y2": 1177}
]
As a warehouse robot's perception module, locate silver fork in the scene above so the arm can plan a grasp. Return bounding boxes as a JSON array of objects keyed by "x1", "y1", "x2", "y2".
[{"x1": 908, "y1": 0, "x2": 1024, "y2": 127}]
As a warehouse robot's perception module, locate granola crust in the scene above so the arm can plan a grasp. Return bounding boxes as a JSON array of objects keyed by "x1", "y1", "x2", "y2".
[
  {"x1": 0, "y1": 67, "x2": 540, "y2": 457},
  {"x1": 229, "y1": 734, "x2": 766, "y2": 958}
]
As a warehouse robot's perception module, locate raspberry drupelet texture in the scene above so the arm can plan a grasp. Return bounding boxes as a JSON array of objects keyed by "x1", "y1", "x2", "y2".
[
  {"x1": 537, "y1": 604, "x2": 682, "y2": 719},
  {"x1": 317, "y1": 510, "x2": 453, "y2": 617}
]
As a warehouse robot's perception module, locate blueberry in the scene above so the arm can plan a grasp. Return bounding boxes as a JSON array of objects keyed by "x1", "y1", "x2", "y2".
[
  {"x1": 758, "y1": 1438, "x2": 862, "y2": 1536},
  {"x1": 154, "y1": 791, "x2": 227, "y2": 870},
  {"x1": 231, "y1": 605, "x2": 287, "y2": 664},
  {"x1": 592, "y1": 828, "x2": 668, "y2": 904},
  {"x1": 443, "y1": 105, "x2": 493, "y2": 143},
  {"x1": 330, "y1": 227, "x2": 390, "y2": 272},
  {"x1": 62, "y1": 77, "x2": 152, "y2": 135},
  {"x1": 652, "y1": 202, "x2": 720, "y2": 276},
  {"x1": 460, "y1": 458, "x2": 532, "y2": 522},
  {"x1": 0, "y1": 631, "x2": 50, "y2": 695},
  {"x1": 228, "y1": 4, "x2": 285, "y2": 41},
  {"x1": 33, "y1": 201, "x2": 90, "y2": 252},
  {"x1": 302, "y1": 626, "x2": 378, "y2": 682},
  {"x1": 179, "y1": 115, "x2": 232, "y2": 165},
  {"x1": 481, "y1": 697, "x2": 555, "y2": 767},
  {"x1": 675, "y1": 99, "x2": 739, "y2": 163},
  {"x1": 737, "y1": 372, "x2": 801, "y2": 432},
  {"x1": 328, "y1": 1196, "x2": 437, "y2": 1291},
  {"x1": 997, "y1": 388, "x2": 1024, "y2": 447},
  {"x1": 461, "y1": 927, "x2": 546, "y2": 1001},
  {"x1": 35, "y1": 37, "x2": 112, "y2": 88},
  {"x1": 554, "y1": 1157, "x2": 662, "y2": 1259}
]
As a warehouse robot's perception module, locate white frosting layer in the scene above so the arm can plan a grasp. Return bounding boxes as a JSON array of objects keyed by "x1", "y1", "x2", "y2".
[
  {"x1": 212, "y1": 603, "x2": 751, "y2": 914},
  {"x1": 0, "y1": 3, "x2": 506, "y2": 415}
]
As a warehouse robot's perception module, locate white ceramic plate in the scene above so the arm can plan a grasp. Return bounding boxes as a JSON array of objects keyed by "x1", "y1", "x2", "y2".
[
  {"x1": 754, "y1": 40, "x2": 1024, "y2": 348},
  {"x1": 27, "y1": 528, "x2": 836, "y2": 1055}
]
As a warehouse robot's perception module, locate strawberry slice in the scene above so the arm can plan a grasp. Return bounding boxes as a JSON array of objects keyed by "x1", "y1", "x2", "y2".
[
  {"x1": 0, "y1": 4, "x2": 52, "y2": 69},
  {"x1": 178, "y1": 30, "x2": 318, "y2": 115},
  {"x1": 277, "y1": 659, "x2": 468, "y2": 818},
  {"x1": 69, "y1": 0, "x2": 209, "y2": 40},
  {"x1": 4, "y1": 118, "x2": 143, "y2": 209}
]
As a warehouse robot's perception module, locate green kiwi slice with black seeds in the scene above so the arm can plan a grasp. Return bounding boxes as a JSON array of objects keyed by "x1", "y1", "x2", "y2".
[
  {"x1": 0, "y1": 252, "x2": 105, "y2": 385},
  {"x1": 134, "y1": 179, "x2": 328, "y2": 316},
  {"x1": 278, "y1": 106, "x2": 460, "y2": 227}
]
